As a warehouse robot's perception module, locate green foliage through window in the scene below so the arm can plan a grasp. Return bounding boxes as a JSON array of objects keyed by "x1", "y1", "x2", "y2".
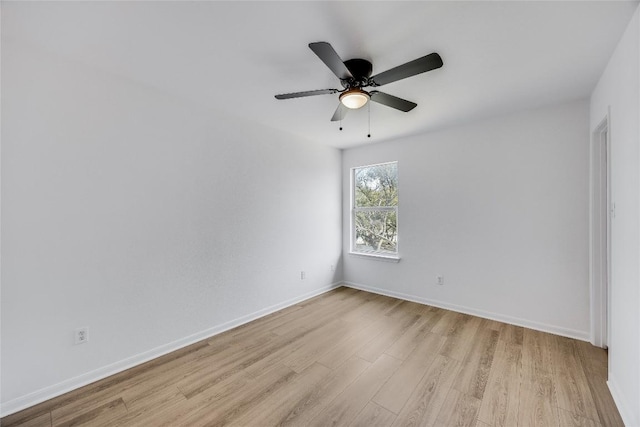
[{"x1": 352, "y1": 162, "x2": 398, "y2": 254}]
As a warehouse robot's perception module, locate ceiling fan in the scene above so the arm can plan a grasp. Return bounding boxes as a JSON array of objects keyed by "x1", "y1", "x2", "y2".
[{"x1": 275, "y1": 42, "x2": 443, "y2": 122}]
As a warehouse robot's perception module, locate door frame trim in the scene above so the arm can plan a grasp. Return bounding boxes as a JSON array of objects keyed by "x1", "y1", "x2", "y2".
[{"x1": 589, "y1": 111, "x2": 611, "y2": 349}]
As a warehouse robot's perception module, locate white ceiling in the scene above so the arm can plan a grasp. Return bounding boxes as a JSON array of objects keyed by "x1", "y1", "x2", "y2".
[{"x1": 3, "y1": 1, "x2": 638, "y2": 149}]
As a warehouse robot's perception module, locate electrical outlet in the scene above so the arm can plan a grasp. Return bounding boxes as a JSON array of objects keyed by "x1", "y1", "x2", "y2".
[
  {"x1": 437, "y1": 276, "x2": 444, "y2": 286},
  {"x1": 330, "y1": 264, "x2": 335, "y2": 272},
  {"x1": 301, "y1": 271, "x2": 306, "y2": 280},
  {"x1": 75, "y1": 327, "x2": 89, "y2": 345}
]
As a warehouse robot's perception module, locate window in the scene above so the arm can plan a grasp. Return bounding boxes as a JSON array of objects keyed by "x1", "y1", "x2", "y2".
[{"x1": 351, "y1": 162, "x2": 398, "y2": 257}]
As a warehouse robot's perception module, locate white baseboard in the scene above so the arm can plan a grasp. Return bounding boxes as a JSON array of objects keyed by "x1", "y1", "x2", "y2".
[
  {"x1": 608, "y1": 377, "x2": 638, "y2": 427},
  {"x1": 342, "y1": 281, "x2": 590, "y2": 341},
  {"x1": 0, "y1": 282, "x2": 341, "y2": 417}
]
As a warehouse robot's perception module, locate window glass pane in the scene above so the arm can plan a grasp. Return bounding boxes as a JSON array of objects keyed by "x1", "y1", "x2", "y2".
[
  {"x1": 354, "y1": 210, "x2": 397, "y2": 253},
  {"x1": 354, "y1": 163, "x2": 398, "y2": 208}
]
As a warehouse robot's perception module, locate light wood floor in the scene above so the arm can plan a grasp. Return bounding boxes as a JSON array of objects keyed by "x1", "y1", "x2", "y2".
[{"x1": 3, "y1": 287, "x2": 623, "y2": 427}]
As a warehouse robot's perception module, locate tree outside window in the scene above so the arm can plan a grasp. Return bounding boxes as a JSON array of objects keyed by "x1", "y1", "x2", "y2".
[{"x1": 352, "y1": 162, "x2": 398, "y2": 255}]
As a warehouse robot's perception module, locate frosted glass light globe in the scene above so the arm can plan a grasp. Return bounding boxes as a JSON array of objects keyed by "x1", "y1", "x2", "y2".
[{"x1": 340, "y1": 89, "x2": 370, "y2": 109}]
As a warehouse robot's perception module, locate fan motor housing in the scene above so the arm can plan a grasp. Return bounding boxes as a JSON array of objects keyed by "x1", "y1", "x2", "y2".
[{"x1": 342, "y1": 59, "x2": 373, "y2": 88}]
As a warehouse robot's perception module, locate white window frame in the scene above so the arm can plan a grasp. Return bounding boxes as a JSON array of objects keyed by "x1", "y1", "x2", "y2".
[{"x1": 350, "y1": 161, "x2": 399, "y2": 261}]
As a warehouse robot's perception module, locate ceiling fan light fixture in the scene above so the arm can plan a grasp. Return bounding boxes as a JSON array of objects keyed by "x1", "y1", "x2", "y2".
[{"x1": 339, "y1": 88, "x2": 370, "y2": 109}]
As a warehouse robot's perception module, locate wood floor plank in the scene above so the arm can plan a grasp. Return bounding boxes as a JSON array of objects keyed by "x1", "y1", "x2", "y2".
[
  {"x1": 45, "y1": 342, "x2": 210, "y2": 425},
  {"x1": 130, "y1": 365, "x2": 253, "y2": 426},
  {"x1": 79, "y1": 330, "x2": 260, "y2": 416},
  {"x1": 175, "y1": 331, "x2": 293, "y2": 398},
  {"x1": 177, "y1": 363, "x2": 298, "y2": 426},
  {"x1": 378, "y1": 295, "x2": 407, "y2": 316},
  {"x1": 498, "y1": 323, "x2": 524, "y2": 346},
  {"x1": 574, "y1": 341, "x2": 607, "y2": 379},
  {"x1": 452, "y1": 328, "x2": 499, "y2": 399},
  {"x1": 242, "y1": 320, "x2": 348, "y2": 378},
  {"x1": 384, "y1": 311, "x2": 444, "y2": 361},
  {"x1": 1, "y1": 340, "x2": 211, "y2": 427},
  {"x1": 270, "y1": 292, "x2": 365, "y2": 336},
  {"x1": 278, "y1": 356, "x2": 372, "y2": 426},
  {"x1": 209, "y1": 301, "x2": 304, "y2": 342},
  {"x1": 518, "y1": 368, "x2": 558, "y2": 427},
  {"x1": 521, "y1": 328, "x2": 553, "y2": 377},
  {"x1": 181, "y1": 366, "x2": 250, "y2": 408},
  {"x1": 356, "y1": 312, "x2": 420, "y2": 362},
  {"x1": 373, "y1": 332, "x2": 445, "y2": 414},
  {"x1": 392, "y1": 354, "x2": 460, "y2": 427},
  {"x1": 52, "y1": 397, "x2": 127, "y2": 427},
  {"x1": 343, "y1": 293, "x2": 403, "y2": 321},
  {"x1": 2, "y1": 288, "x2": 623, "y2": 427},
  {"x1": 3, "y1": 412, "x2": 51, "y2": 427},
  {"x1": 574, "y1": 342, "x2": 624, "y2": 426},
  {"x1": 403, "y1": 300, "x2": 438, "y2": 316},
  {"x1": 120, "y1": 384, "x2": 185, "y2": 414},
  {"x1": 582, "y1": 374, "x2": 624, "y2": 426},
  {"x1": 2, "y1": 409, "x2": 51, "y2": 427},
  {"x1": 226, "y1": 363, "x2": 331, "y2": 427},
  {"x1": 479, "y1": 318, "x2": 502, "y2": 331},
  {"x1": 282, "y1": 318, "x2": 366, "y2": 373},
  {"x1": 549, "y1": 335, "x2": 600, "y2": 421},
  {"x1": 557, "y1": 407, "x2": 601, "y2": 427},
  {"x1": 111, "y1": 388, "x2": 187, "y2": 426},
  {"x1": 316, "y1": 318, "x2": 385, "y2": 369},
  {"x1": 350, "y1": 402, "x2": 397, "y2": 427},
  {"x1": 297, "y1": 287, "x2": 358, "y2": 308},
  {"x1": 47, "y1": 390, "x2": 123, "y2": 427},
  {"x1": 477, "y1": 339, "x2": 522, "y2": 427},
  {"x1": 307, "y1": 354, "x2": 402, "y2": 427},
  {"x1": 434, "y1": 389, "x2": 482, "y2": 427},
  {"x1": 431, "y1": 311, "x2": 466, "y2": 336},
  {"x1": 341, "y1": 295, "x2": 397, "y2": 323},
  {"x1": 385, "y1": 300, "x2": 431, "y2": 318},
  {"x1": 438, "y1": 316, "x2": 482, "y2": 361}
]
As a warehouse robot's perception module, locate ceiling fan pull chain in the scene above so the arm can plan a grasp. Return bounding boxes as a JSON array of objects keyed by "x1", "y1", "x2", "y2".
[
  {"x1": 340, "y1": 117, "x2": 343, "y2": 131},
  {"x1": 367, "y1": 102, "x2": 371, "y2": 138}
]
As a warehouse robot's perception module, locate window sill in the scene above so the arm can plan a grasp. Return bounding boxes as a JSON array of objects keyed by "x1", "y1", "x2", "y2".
[{"x1": 348, "y1": 252, "x2": 401, "y2": 263}]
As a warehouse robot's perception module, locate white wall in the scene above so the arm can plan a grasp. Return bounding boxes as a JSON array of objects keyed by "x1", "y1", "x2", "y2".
[
  {"x1": 343, "y1": 100, "x2": 591, "y2": 340},
  {"x1": 590, "y1": 6, "x2": 640, "y2": 426},
  {"x1": 0, "y1": 41, "x2": 342, "y2": 415}
]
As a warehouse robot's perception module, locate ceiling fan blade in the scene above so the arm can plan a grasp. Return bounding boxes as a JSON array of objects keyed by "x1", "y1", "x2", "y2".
[
  {"x1": 370, "y1": 53, "x2": 443, "y2": 86},
  {"x1": 275, "y1": 89, "x2": 338, "y2": 100},
  {"x1": 309, "y1": 42, "x2": 353, "y2": 80},
  {"x1": 370, "y1": 91, "x2": 417, "y2": 112},
  {"x1": 330, "y1": 103, "x2": 348, "y2": 122}
]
